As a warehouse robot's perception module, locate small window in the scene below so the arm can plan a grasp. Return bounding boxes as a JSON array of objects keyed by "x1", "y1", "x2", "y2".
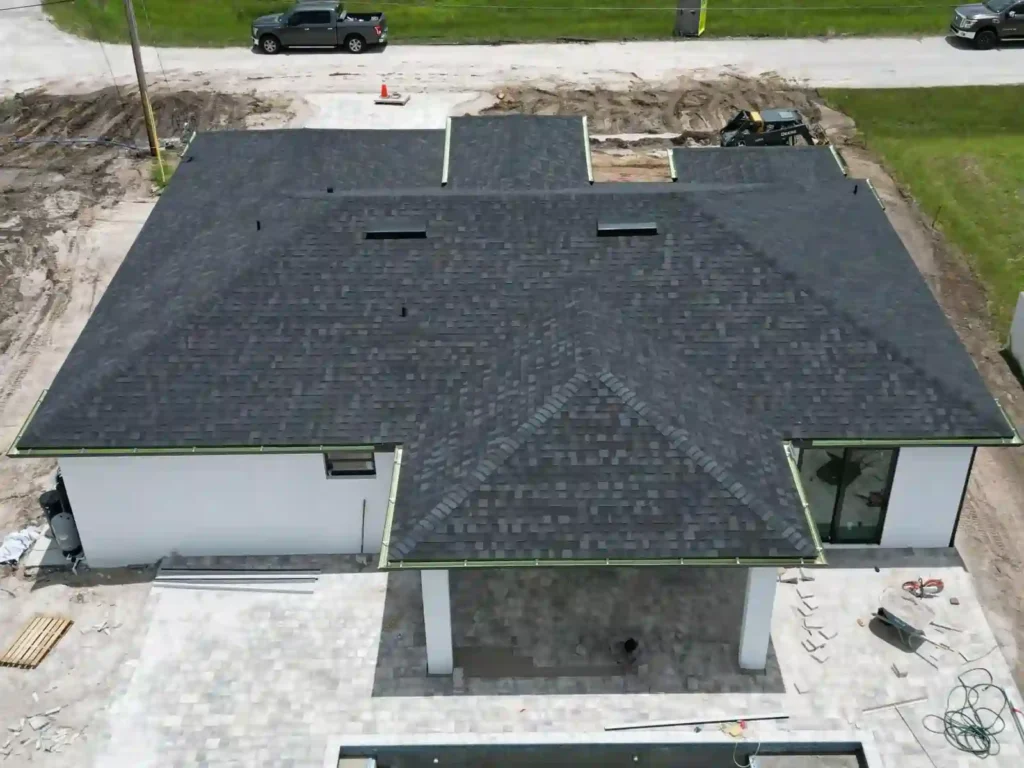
[{"x1": 324, "y1": 450, "x2": 376, "y2": 477}]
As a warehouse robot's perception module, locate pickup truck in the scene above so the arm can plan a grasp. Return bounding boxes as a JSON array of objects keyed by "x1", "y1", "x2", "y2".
[
  {"x1": 949, "y1": 0, "x2": 1024, "y2": 49},
  {"x1": 252, "y1": 2, "x2": 387, "y2": 54}
]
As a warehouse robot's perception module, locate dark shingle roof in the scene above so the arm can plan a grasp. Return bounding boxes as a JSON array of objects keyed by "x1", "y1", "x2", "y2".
[
  {"x1": 17, "y1": 128, "x2": 1012, "y2": 564},
  {"x1": 446, "y1": 115, "x2": 590, "y2": 189},
  {"x1": 672, "y1": 146, "x2": 845, "y2": 188},
  {"x1": 180, "y1": 129, "x2": 445, "y2": 194}
]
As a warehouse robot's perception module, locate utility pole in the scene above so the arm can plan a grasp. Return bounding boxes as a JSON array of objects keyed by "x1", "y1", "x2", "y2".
[{"x1": 122, "y1": 0, "x2": 162, "y2": 170}]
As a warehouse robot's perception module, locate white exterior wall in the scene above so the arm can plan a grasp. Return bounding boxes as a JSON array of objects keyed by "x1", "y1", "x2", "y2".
[
  {"x1": 880, "y1": 446, "x2": 973, "y2": 548},
  {"x1": 59, "y1": 451, "x2": 395, "y2": 567}
]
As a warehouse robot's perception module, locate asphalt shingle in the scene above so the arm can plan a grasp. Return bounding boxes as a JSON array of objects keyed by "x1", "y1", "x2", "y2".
[
  {"x1": 446, "y1": 115, "x2": 590, "y2": 189},
  {"x1": 16, "y1": 128, "x2": 1013, "y2": 565}
]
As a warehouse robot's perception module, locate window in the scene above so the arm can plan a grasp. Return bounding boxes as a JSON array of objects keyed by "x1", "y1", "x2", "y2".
[
  {"x1": 797, "y1": 447, "x2": 899, "y2": 545},
  {"x1": 324, "y1": 450, "x2": 375, "y2": 477},
  {"x1": 292, "y1": 10, "x2": 332, "y2": 24}
]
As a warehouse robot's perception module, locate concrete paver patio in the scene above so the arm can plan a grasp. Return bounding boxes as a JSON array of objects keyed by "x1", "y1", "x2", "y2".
[{"x1": 93, "y1": 553, "x2": 1024, "y2": 768}]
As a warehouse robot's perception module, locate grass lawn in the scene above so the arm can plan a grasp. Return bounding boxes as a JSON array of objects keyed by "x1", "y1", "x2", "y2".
[
  {"x1": 46, "y1": 0, "x2": 954, "y2": 47},
  {"x1": 824, "y1": 87, "x2": 1024, "y2": 334}
]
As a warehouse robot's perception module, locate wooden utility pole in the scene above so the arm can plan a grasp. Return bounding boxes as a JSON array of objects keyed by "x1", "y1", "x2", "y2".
[{"x1": 122, "y1": 0, "x2": 161, "y2": 164}]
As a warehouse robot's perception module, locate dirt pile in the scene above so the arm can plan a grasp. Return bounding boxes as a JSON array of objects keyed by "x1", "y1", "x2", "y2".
[
  {"x1": 0, "y1": 87, "x2": 275, "y2": 165},
  {"x1": 484, "y1": 74, "x2": 821, "y2": 141}
]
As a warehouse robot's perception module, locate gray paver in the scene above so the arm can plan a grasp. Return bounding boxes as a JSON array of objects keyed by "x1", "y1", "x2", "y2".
[{"x1": 92, "y1": 557, "x2": 1023, "y2": 768}]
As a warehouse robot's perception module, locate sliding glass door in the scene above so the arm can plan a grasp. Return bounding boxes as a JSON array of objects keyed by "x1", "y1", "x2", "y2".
[{"x1": 797, "y1": 447, "x2": 899, "y2": 544}]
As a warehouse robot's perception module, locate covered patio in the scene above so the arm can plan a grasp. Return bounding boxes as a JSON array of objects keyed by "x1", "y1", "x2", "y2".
[
  {"x1": 373, "y1": 566, "x2": 786, "y2": 695},
  {"x1": 406, "y1": 565, "x2": 782, "y2": 679}
]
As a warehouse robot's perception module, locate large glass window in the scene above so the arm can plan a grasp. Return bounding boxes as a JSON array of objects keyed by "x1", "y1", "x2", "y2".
[{"x1": 797, "y1": 447, "x2": 898, "y2": 544}]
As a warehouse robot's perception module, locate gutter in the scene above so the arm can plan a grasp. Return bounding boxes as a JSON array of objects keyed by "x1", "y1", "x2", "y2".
[
  {"x1": 440, "y1": 116, "x2": 451, "y2": 186},
  {"x1": 377, "y1": 445, "x2": 403, "y2": 570},
  {"x1": 668, "y1": 148, "x2": 678, "y2": 182},
  {"x1": 381, "y1": 554, "x2": 821, "y2": 570},
  {"x1": 582, "y1": 116, "x2": 594, "y2": 185},
  {"x1": 783, "y1": 441, "x2": 827, "y2": 565}
]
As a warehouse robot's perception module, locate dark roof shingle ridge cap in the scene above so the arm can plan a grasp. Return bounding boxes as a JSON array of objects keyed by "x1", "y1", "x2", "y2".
[
  {"x1": 594, "y1": 369, "x2": 785, "y2": 534},
  {"x1": 389, "y1": 370, "x2": 591, "y2": 559}
]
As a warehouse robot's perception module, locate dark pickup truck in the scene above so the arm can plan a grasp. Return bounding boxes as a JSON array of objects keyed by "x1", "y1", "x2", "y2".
[
  {"x1": 252, "y1": 2, "x2": 387, "y2": 54},
  {"x1": 949, "y1": 0, "x2": 1024, "y2": 49}
]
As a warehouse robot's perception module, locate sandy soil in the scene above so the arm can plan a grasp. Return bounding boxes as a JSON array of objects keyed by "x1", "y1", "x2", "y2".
[
  {"x1": 485, "y1": 74, "x2": 821, "y2": 140},
  {"x1": 0, "y1": 89, "x2": 293, "y2": 766}
]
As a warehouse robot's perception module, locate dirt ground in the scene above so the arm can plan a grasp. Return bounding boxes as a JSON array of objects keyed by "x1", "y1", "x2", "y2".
[
  {"x1": 0, "y1": 88, "x2": 291, "y2": 765},
  {"x1": 1, "y1": 76, "x2": 1023, "y2": 766},
  {"x1": 484, "y1": 73, "x2": 822, "y2": 142}
]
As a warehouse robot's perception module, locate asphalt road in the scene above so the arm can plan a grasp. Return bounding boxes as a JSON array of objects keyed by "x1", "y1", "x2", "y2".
[{"x1": 3, "y1": 6, "x2": 1024, "y2": 96}]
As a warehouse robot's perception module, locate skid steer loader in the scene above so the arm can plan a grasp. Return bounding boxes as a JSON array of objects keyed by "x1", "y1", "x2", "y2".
[{"x1": 719, "y1": 108, "x2": 828, "y2": 147}]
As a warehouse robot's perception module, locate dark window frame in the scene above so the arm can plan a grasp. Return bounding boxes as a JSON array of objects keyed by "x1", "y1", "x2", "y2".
[
  {"x1": 324, "y1": 449, "x2": 376, "y2": 478},
  {"x1": 797, "y1": 446, "x2": 900, "y2": 545}
]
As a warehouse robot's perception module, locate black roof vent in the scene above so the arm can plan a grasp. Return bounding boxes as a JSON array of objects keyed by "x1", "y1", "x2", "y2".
[
  {"x1": 597, "y1": 221, "x2": 658, "y2": 237},
  {"x1": 365, "y1": 219, "x2": 427, "y2": 240}
]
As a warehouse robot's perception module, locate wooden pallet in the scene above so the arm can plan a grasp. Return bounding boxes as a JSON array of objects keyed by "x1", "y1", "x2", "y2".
[{"x1": 0, "y1": 614, "x2": 73, "y2": 669}]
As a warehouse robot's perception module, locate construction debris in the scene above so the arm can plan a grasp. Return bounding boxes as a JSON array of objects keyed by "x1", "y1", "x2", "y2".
[
  {"x1": 891, "y1": 663, "x2": 908, "y2": 679},
  {"x1": 0, "y1": 614, "x2": 73, "y2": 669},
  {"x1": 779, "y1": 569, "x2": 800, "y2": 584}
]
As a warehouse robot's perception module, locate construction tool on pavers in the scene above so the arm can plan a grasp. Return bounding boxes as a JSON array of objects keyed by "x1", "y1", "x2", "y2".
[
  {"x1": 876, "y1": 586, "x2": 938, "y2": 648},
  {"x1": 719, "y1": 109, "x2": 827, "y2": 147}
]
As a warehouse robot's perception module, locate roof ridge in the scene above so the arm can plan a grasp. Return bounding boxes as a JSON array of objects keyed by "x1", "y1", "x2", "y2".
[
  {"x1": 594, "y1": 370, "x2": 795, "y2": 541},
  {"x1": 389, "y1": 370, "x2": 591, "y2": 560},
  {"x1": 691, "y1": 194, "x2": 997, "y2": 430}
]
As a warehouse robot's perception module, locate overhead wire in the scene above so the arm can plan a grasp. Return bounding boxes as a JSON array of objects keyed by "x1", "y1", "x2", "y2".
[
  {"x1": 137, "y1": 0, "x2": 170, "y2": 87},
  {"x1": 0, "y1": 0, "x2": 74, "y2": 11}
]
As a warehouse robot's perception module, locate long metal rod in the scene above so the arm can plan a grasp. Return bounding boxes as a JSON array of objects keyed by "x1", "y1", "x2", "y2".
[
  {"x1": 122, "y1": 0, "x2": 160, "y2": 162},
  {"x1": 606, "y1": 712, "x2": 788, "y2": 731}
]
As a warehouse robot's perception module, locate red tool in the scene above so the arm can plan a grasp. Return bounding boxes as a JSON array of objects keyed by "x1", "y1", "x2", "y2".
[{"x1": 902, "y1": 577, "x2": 944, "y2": 598}]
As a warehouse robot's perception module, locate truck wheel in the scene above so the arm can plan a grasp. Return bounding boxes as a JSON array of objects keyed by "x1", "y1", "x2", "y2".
[
  {"x1": 345, "y1": 34, "x2": 365, "y2": 54},
  {"x1": 260, "y1": 34, "x2": 281, "y2": 55},
  {"x1": 974, "y1": 29, "x2": 998, "y2": 50}
]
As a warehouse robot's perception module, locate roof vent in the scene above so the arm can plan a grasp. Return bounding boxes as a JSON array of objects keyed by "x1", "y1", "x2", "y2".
[
  {"x1": 597, "y1": 221, "x2": 658, "y2": 237},
  {"x1": 365, "y1": 219, "x2": 427, "y2": 240}
]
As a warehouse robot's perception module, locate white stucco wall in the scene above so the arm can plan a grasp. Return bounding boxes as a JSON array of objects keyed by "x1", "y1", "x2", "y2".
[
  {"x1": 880, "y1": 446, "x2": 973, "y2": 548},
  {"x1": 59, "y1": 451, "x2": 395, "y2": 567}
]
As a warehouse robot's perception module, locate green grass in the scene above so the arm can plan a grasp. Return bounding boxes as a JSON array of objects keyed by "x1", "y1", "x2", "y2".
[
  {"x1": 46, "y1": 0, "x2": 955, "y2": 47},
  {"x1": 823, "y1": 87, "x2": 1024, "y2": 333}
]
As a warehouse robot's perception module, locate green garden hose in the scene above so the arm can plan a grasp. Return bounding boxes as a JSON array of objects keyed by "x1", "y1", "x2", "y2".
[{"x1": 923, "y1": 667, "x2": 1012, "y2": 758}]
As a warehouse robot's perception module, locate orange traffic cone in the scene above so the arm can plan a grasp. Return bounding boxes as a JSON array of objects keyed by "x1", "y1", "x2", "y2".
[{"x1": 380, "y1": 83, "x2": 389, "y2": 99}]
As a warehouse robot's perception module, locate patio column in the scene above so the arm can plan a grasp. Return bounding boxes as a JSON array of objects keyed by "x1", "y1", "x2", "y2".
[
  {"x1": 421, "y1": 569, "x2": 454, "y2": 675},
  {"x1": 738, "y1": 567, "x2": 777, "y2": 670}
]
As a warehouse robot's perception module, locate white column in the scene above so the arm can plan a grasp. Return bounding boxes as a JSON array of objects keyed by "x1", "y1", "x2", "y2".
[
  {"x1": 738, "y1": 567, "x2": 777, "y2": 670},
  {"x1": 421, "y1": 569, "x2": 454, "y2": 675}
]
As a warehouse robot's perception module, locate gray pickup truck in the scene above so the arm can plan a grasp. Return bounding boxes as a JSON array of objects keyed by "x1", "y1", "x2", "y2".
[
  {"x1": 252, "y1": 2, "x2": 387, "y2": 54},
  {"x1": 949, "y1": 0, "x2": 1024, "y2": 49}
]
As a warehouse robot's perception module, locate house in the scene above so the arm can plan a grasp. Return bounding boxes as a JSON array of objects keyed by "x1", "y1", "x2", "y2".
[{"x1": 9, "y1": 117, "x2": 1017, "y2": 676}]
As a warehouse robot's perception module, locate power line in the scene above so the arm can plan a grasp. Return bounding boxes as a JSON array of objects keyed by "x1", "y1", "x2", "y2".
[
  {"x1": 0, "y1": 0, "x2": 74, "y2": 12},
  {"x1": 138, "y1": 0, "x2": 170, "y2": 87}
]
